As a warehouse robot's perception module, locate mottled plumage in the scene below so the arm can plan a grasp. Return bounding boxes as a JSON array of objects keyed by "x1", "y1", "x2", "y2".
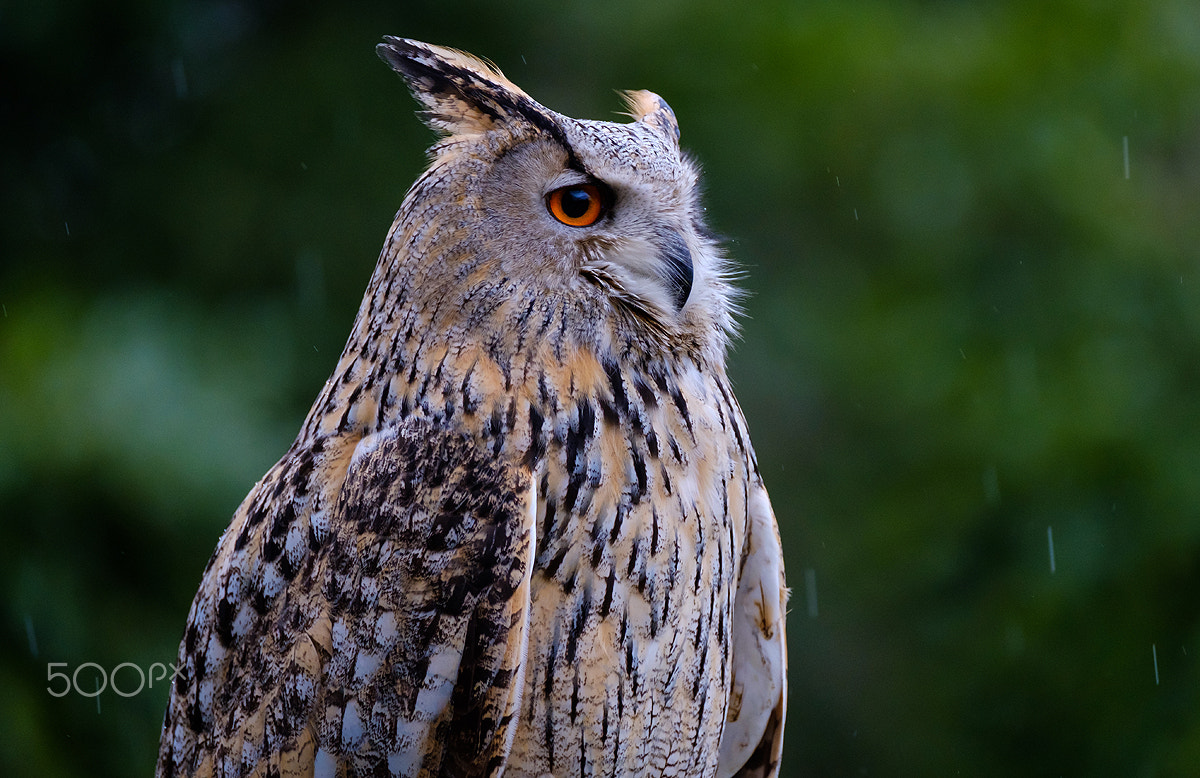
[{"x1": 158, "y1": 37, "x2": 787, "y2": 778}]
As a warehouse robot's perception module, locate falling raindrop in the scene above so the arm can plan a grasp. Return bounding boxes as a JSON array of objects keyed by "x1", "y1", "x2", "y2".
[
  {"x1": 24, "y1": 615, "x2": 37, "y2": 657},
  {"x1": 173, "y1": 58, "x2": 188, "y2": 99},
  {"x1": 1153, "y1": 644, "x2": 1160, "y2": 685},
  {"x1": 983, "y1": 465, "x2": 1000, "y2": 507},
  {"x1": 1123, "y1": 136, "x2": 1130, "y2": 180},
  {"x1": 1047, "y1": 525, "x2": 1056, "y2": 574}
]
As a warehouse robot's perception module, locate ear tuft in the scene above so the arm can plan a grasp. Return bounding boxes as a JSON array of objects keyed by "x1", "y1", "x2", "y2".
[
  {"x1": 377, "y1": 37, "x2": 536, "y2": 137},
  {"x1": 620, "y1": 90, "x2": 680, "y2": 145}
]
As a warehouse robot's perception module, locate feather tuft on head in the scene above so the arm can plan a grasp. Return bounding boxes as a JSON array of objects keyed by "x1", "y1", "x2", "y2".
[
  {"x1": 377, "y1": 37, "x2": 536, "y2": 136},
  {"x1": 620, "y1": 89, "x2": 680, "y2": 144}
]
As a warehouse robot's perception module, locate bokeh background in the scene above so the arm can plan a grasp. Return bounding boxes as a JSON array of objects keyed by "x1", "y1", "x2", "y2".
[{"x1": 4, "y1": 0, "x2": 1199, "y2": 775}]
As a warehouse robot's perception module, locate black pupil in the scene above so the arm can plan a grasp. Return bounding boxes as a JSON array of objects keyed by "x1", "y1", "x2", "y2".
[{"x1": 560, "y1": 187, "x2": 593, "y2": 218}]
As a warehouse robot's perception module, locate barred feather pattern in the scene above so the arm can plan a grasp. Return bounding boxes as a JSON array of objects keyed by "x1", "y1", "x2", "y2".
[{"x1": 157, "y1": 37, "x2": 786, "y2": 778}]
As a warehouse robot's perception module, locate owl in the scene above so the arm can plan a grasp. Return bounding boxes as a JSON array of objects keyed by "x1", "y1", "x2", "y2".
[{"x1": 157, "y1": 37, "x2": 787, "y2": 778}]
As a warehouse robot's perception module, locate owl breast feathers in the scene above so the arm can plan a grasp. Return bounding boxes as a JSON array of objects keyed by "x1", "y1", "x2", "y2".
[{"x1": 157, "y1": 37, "x2": 787, "y2": 778}]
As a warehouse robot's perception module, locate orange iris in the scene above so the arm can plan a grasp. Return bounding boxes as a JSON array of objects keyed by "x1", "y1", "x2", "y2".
[{"x1": 547, "y1": 183, "x2": 606, "y2": 227}]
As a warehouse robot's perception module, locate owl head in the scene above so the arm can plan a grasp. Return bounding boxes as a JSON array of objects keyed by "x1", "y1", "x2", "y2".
[{"x1": 375, "y1": 38, "x2": 738, "y2": 363}]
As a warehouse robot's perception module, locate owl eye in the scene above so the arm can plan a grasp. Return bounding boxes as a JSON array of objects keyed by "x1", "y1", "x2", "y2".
[{"x1": 546, "y1": 183, "x2": 607, "y2": 227}]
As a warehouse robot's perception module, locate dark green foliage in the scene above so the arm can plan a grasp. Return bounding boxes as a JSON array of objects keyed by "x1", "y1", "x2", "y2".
[{"x1": 3, "y1": 1, "x2": 1197, "y2": 775}]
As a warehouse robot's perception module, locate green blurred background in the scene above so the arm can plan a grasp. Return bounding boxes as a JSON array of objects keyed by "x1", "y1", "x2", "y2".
[{"x1": 3, "y1": 0, "x2": 1199, "y2": 775}]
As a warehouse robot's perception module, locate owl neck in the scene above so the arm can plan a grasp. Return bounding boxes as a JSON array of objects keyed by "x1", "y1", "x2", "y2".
[{"x1": 295, "y1": 273, "x2": 722, "y2": 461}]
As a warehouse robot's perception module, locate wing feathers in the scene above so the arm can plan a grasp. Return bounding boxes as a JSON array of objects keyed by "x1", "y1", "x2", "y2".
[
  {"x1": 318, "y1": 418, "x2": 536, "y2": 776},
  {"x1": 717, "y1": 482, "x2": 788, "y2": 778},
  {"x1": 158, "y1": 418, "x2": 535, "y2": 778}
]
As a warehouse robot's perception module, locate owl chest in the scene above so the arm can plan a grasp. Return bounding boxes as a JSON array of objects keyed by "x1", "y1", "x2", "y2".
[
  {"x1": 507, "y1": 418, "x2": 743, "y2": 776},
  {"x1": 352, "y1": 344, "x2": 751, "y2": 771}
]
